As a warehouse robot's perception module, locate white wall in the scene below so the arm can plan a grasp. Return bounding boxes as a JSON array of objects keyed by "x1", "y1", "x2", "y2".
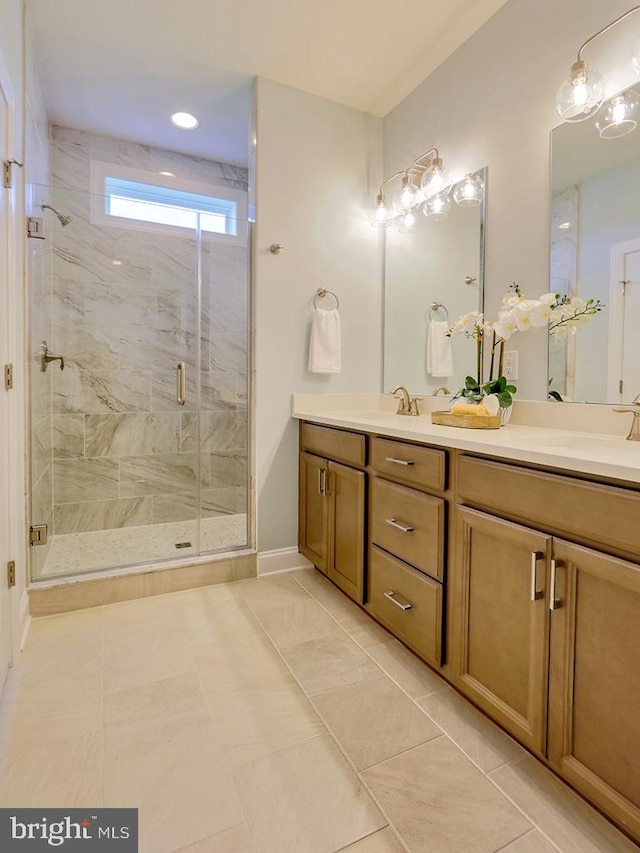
[
  {"x1": 0, "y1": 0, "x2": 29, "y2": 649},
  {"x1": 255, "y1": 78, "x2": 383, "y2": 552},
  {"x1": 383, "y1": 0, "x2": 639, "y2": 400}
]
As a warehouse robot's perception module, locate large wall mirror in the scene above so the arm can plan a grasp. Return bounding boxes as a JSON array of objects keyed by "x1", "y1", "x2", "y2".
[
  {"x1": 549, "y1": 83, "x2": 640, "y2": 404},
  {"x1": 383, "y1": 168, "x2": 486, "y2": 396}
]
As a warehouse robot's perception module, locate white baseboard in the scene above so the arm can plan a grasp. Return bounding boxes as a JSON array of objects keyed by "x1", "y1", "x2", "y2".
[
  {"x1": 18, "y1": 590, "x2": 31, "y2": 651},
  {"x1": 257, "y1": 547, "x2": 313, "y2": 576}
]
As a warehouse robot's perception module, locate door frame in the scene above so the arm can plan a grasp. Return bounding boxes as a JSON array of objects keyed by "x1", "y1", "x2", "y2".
[{"x1": 607, "y1": 237, "x2": 640, "y2": 402}]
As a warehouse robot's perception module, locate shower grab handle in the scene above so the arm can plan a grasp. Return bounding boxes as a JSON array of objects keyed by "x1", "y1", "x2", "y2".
[
  {"x1": 176, "y1": 362, "x2": 186, "y2": 406},
  {"x1": 39, "y1": 340, "x2": 64, "y2": 372}
]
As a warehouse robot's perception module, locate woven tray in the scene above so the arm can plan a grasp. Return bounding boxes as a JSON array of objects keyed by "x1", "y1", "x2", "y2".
[{"x1": 431, "y1": 410, "x2": 501, "y2": 430}]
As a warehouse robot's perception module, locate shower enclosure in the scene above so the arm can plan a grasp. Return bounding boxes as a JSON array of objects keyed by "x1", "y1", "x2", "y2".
[{"x1": 28, "y1": 176, "x2": 251, "y2": 581}]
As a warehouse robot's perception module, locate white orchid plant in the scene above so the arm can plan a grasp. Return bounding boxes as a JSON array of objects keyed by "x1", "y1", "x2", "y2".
[{"x1": 448, "y1": 283, "x2": 604, "y2": 408}]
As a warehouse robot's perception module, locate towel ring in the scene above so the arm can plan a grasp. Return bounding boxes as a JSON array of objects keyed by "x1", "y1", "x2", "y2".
[
  {"x1": 429, "y1": 302, "x2": 449, "y2": 324},
  {"x1": 314, "y1": 288, "x2": 340, "y2": 309}
]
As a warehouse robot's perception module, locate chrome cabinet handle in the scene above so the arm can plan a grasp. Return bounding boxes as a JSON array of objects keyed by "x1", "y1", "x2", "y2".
[
  {"x1": 176, "y1": 362, "x2": 186, "y2": 406},
  {"x1": 384, "y1": 590, "x2": 412, "y2": 611},
  {"x1": 385, "y1": 518, "x2": 414, "y2": 533},
  {"x1": 385, "y1": 457, "x2": 415, "y2": 466},
  {"x1": 549, "y1": 558, "x2": 562, "y2": 610},
  {"x1": 530, "y1": 551, "x2": 544, "y2": 601}
]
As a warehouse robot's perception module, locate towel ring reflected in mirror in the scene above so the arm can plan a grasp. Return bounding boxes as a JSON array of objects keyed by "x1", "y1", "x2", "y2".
[
  {"x1": 314, "y1": 288, "x2": 340, "y2": 309},
  {"x1": 429, "y1": 301, "x2": 450, "y2": 324}
]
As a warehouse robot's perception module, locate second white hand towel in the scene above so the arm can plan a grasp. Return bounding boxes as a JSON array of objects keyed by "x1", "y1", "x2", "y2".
[
  {"x1": 427, "y1": 320, "x2": 453, "y2": 377},
  {"x1": 308, "y1": 308, "x2": 341, "y2": 373}
]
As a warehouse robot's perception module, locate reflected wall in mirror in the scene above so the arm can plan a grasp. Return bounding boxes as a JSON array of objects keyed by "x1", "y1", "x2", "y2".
[
  {"x1": 383, "y1": 168, "x2": 486, "y2": 396},
  {"x1": 549, "y1": 83, "x2": 640, "y2": 404}
]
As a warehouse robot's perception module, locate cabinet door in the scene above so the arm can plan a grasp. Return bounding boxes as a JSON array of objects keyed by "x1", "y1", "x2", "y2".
[
  {"x1": 548, "y1": 540, "x2": 640, "y2": 842},
  {"x1": 298, "y1": 452, "x2": 330, "y2": 573},
  {"x1": 328, "y1": 461, "x2": 365, "y2": 603},
  {"x1": 451, "y1": 507, "x2": 552, "y2": 753}
]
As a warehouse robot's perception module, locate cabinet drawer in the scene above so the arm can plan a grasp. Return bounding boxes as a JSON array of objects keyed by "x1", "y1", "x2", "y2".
[
  {"x1": 300, "y1": 422, "x2": 366, "y2": 468},
  {"x1": 369, "y1": 546, "x2": 443, "y2": 666},
  {"x1": 371, "y1": 436, "x2": 445, "y2": 491},
  {"x1": 458, "y1": 455, "x2": 640, "y2": 561},
  {"x1": 370, "y1": 477, "x2": 444, "y2": 580}
]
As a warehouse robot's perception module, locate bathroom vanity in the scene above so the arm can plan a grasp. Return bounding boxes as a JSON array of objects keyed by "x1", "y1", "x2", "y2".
[{"x1": 294, "y1": 395, "x2": 640, "y2": 845}]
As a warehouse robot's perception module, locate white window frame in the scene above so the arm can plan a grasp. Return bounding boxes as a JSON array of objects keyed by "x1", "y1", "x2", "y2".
[{"x1": 90, "y1": 160, "x2": 247, "y2": 244}]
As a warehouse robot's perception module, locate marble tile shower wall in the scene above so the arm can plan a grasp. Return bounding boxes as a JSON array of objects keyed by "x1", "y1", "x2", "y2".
[{"x1": 39, "y1": 126, "x2": 249, "y2": 540}]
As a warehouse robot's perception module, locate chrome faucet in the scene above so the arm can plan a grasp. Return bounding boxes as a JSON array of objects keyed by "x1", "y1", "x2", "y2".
[
  {"x1": 614, "y1": 394, "x2": 640, "y2": 441},
  {"x1": 433, "y1": 385, "x2": 451, "y2": 396},
  {"x1": 390, "y1": 385, "x2": 422, "y2": 416}
]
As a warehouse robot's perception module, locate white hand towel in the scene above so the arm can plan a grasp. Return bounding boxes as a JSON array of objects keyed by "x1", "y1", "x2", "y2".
[
  {"x1": 308, "y1": 308, "x2": 341, "y2": 373},
  {"x1": 427, "y1": 320, "x2": 453, "y2": 377}
]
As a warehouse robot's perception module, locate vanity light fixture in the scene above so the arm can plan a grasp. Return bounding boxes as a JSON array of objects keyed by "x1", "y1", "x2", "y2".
[
  {"x1": 594, "y1": 89, "x2": 640, "y2": 137},
  {"x1": 422, "y1": 191, "x2": 451, "y2": 221},
  {"x1": 372, "y1": 170, "x2": 404, "y2": 228},
  {"x1": 420, "y1": 155, "x2": 453, "y2": 199},
  {"x1": 394, "y1": 171, "x2": 422, "y2": 213},
  {"x1": 170, "y1": 111, "x2": 199, "y2": 130},
  {"x1": 452, "y1": 172, "x2": 484, "y2": 207},
  {"x1": 397, "y1": 209, "x2": 418, "y2": 234},
  {"x1": 555, "y1": 5, "x2": 640, "y2": 123}
]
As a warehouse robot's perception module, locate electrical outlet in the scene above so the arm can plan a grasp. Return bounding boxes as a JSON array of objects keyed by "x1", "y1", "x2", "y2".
[{"x1": 503, "y1": 351, "x2": 518, "y2": 380}]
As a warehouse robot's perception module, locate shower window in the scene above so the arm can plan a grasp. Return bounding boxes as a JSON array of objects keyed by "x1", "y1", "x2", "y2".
[{"x1": 90, "y1": 161, "x2": 246, "y2": 242}]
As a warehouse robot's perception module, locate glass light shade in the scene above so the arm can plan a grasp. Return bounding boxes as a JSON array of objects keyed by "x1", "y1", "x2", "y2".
[
  {"x1": 397, "y1": 210, "x2": 417, "y2": 234},
  {"x1": 422, "y1": 192, "x2": 451, "y2": 221},
  {"x1": 633, "y1": 34, "x2": 640, "y2": 74},
  {"x1": 394, "y1": 180, "x2": 421, "y2": 213},
  {"x1": 555, "y1": 62, "x2": 605, "y2": 122},
  {"x1": 594, "y1": 90, "x2": 640, "y2": 138},
  {"x1": 452, "y1": 173, "x2": 484, "y2": 207},
  {"x1": 372, "y1": 195, "x2": 392, "y2": 228},
  {"x1": 420, "y1": 159, "x2": 453, "y2": 199}
]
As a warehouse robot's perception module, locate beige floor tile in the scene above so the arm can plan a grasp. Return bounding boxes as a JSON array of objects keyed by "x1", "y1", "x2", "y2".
[
  {"x1": 176, "y1": 823, "x2": 254, "y2": 852},
  {"x1": 496, "y1": 829, "x2": 560, "y2": 852},
  {"x1": 0, "y1": 731, "x2": 103, "y2": 808},
  {"x1": 173, "y1": 586, "x2": 257, "y2": 648},
  {"x1": 208, "y1": 682, "x2": 326, "y2": 770},
  {"x1": 313, "y1": 675, "x2": 441, "y2": 770},
  {"x1": 105, "y1": 727, "x2": 243, "y2": 853},
  {"x1": 20, "y1": 608, "x2": 103, "y2": 679},
  {"x1": 489, "y1": 754, "x2": 639, "y2": 853},
  {"x1": 299, "y1": 577, "x2": 358, "y2": 614},
  {"x1": 362, "y1": 738, "x2": 532, "y2": 853},
  {"x1": 350, "y1": 622, "x2": 394, "y2": 650},
  {"x1": 418, "y1": 686, "x2": 524, "y2": 772},
  {"x1": 239, "y1": 574, "x2": 311, "y2": 611},
  {"x1": 280, "y1": 633, "x2": 381, "y2": 697},
  {"x1": 104, "y1": 628, "x2": 196, "y2": 695},
  {"x1": 194, "y1": 633, "x2": 293, "y2": 698},
  {"x1": 233, "y1": 733, "x2": 386, "y2": 853},
  {"x1": 340, "y1": 828, "x2": 408, "y2": 852},
  {"x1": 253, "y1": 597, "x2": 342, "y2": 648},
  {"x1": 104, "y1": 672, "x2": 211, "y2": 762},
  {"x1": 366, "y1": 640, "x2": 447, "y2": 699}
]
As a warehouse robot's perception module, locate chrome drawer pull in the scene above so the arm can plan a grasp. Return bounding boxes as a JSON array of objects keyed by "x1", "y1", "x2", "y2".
[
  {"x1": 385, "y1": 457, "x2": 415, "y2": 466},
  {"x1": 384, "y1": 590, "x2": 412, "y2": 611},
  {"x1": 385, "y1": 518, "x2": 414, "y2": 533}
]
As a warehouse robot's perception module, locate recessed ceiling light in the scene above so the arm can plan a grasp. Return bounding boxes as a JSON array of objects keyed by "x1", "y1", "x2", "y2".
[
  {"x1": 558, "y1": 222, "x2": 571, "y2": 230},
  {"x1": 170, "y1": 112, "x2": 199, "y2": 130},
  {"x1": 159, "y1": 171, "x2": 175, "y2": 177}
]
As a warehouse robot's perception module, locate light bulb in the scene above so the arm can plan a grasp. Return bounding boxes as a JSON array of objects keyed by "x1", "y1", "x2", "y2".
[
  {"x1": 422, "y1": 192, "x2": 451, "y2": 221},
  {"x1": 421, "y1": 157, "x2": 453, "y2": 199},
  {"x1": 397, "y1": 210, "x2": 417, "y2": 234},
  {"x1": 555, "y1": 60, "x2": 605, "y2": 122},
  {"x1": 394, "y1": 176, "x2": 421, "y2": 213},
  {"x1": 595, "y1": 90, "x2": 640, "y2": 138},
  {"x1": 170, "y1": 111, "x2": 199, "y2": 129},
  {"x1": 633, "y1": 34, "x2": 640, "y2": 74},
  {"x1": 452, "y1": 173, "x2": 484, "y2": 207},
  {"x1": 372, "y1": 193, "x2": 392, "y2": 228}
]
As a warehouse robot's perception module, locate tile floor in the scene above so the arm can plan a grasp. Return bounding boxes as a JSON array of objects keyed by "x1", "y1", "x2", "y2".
[{"x1": 0, "y1": 568, "x2": 637, "y2": 853}]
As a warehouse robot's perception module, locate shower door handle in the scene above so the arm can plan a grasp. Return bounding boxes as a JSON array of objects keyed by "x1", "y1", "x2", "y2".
[{"x1": 176, "y1": 362, "x2": 186, "y2": 406}]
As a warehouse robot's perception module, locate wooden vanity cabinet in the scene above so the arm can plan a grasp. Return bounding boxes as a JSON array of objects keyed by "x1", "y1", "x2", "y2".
[
  {"x1": 298, "y1": 424, "x2": 366, "y2": 603},
  {"x1": 452, "y1": 454, "x2": 640, "y2": 842}
]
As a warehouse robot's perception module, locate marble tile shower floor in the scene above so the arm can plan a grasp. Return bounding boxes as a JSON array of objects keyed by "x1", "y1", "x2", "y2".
[
  {"x1": 38, "y1": 513, "x2": 248, "y2": 577},
  {"x1": 1, "y1": 570, "x2": 637, "y2": 853}
]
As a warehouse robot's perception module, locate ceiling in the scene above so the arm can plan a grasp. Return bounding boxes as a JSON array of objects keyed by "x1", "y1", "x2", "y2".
[{"x1": 27, "y1": 0, "x2": 508, "y2": 166}]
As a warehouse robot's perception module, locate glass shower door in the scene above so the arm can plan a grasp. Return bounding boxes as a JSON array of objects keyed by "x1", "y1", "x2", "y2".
[{"x1": 29, "y1": 184, "x2": 200, "y2": 578}]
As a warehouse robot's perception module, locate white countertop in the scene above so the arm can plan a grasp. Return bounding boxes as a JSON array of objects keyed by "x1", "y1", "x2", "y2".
[{"x1": 292, "y1": 394, "x2": 640, "y2": 485}]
